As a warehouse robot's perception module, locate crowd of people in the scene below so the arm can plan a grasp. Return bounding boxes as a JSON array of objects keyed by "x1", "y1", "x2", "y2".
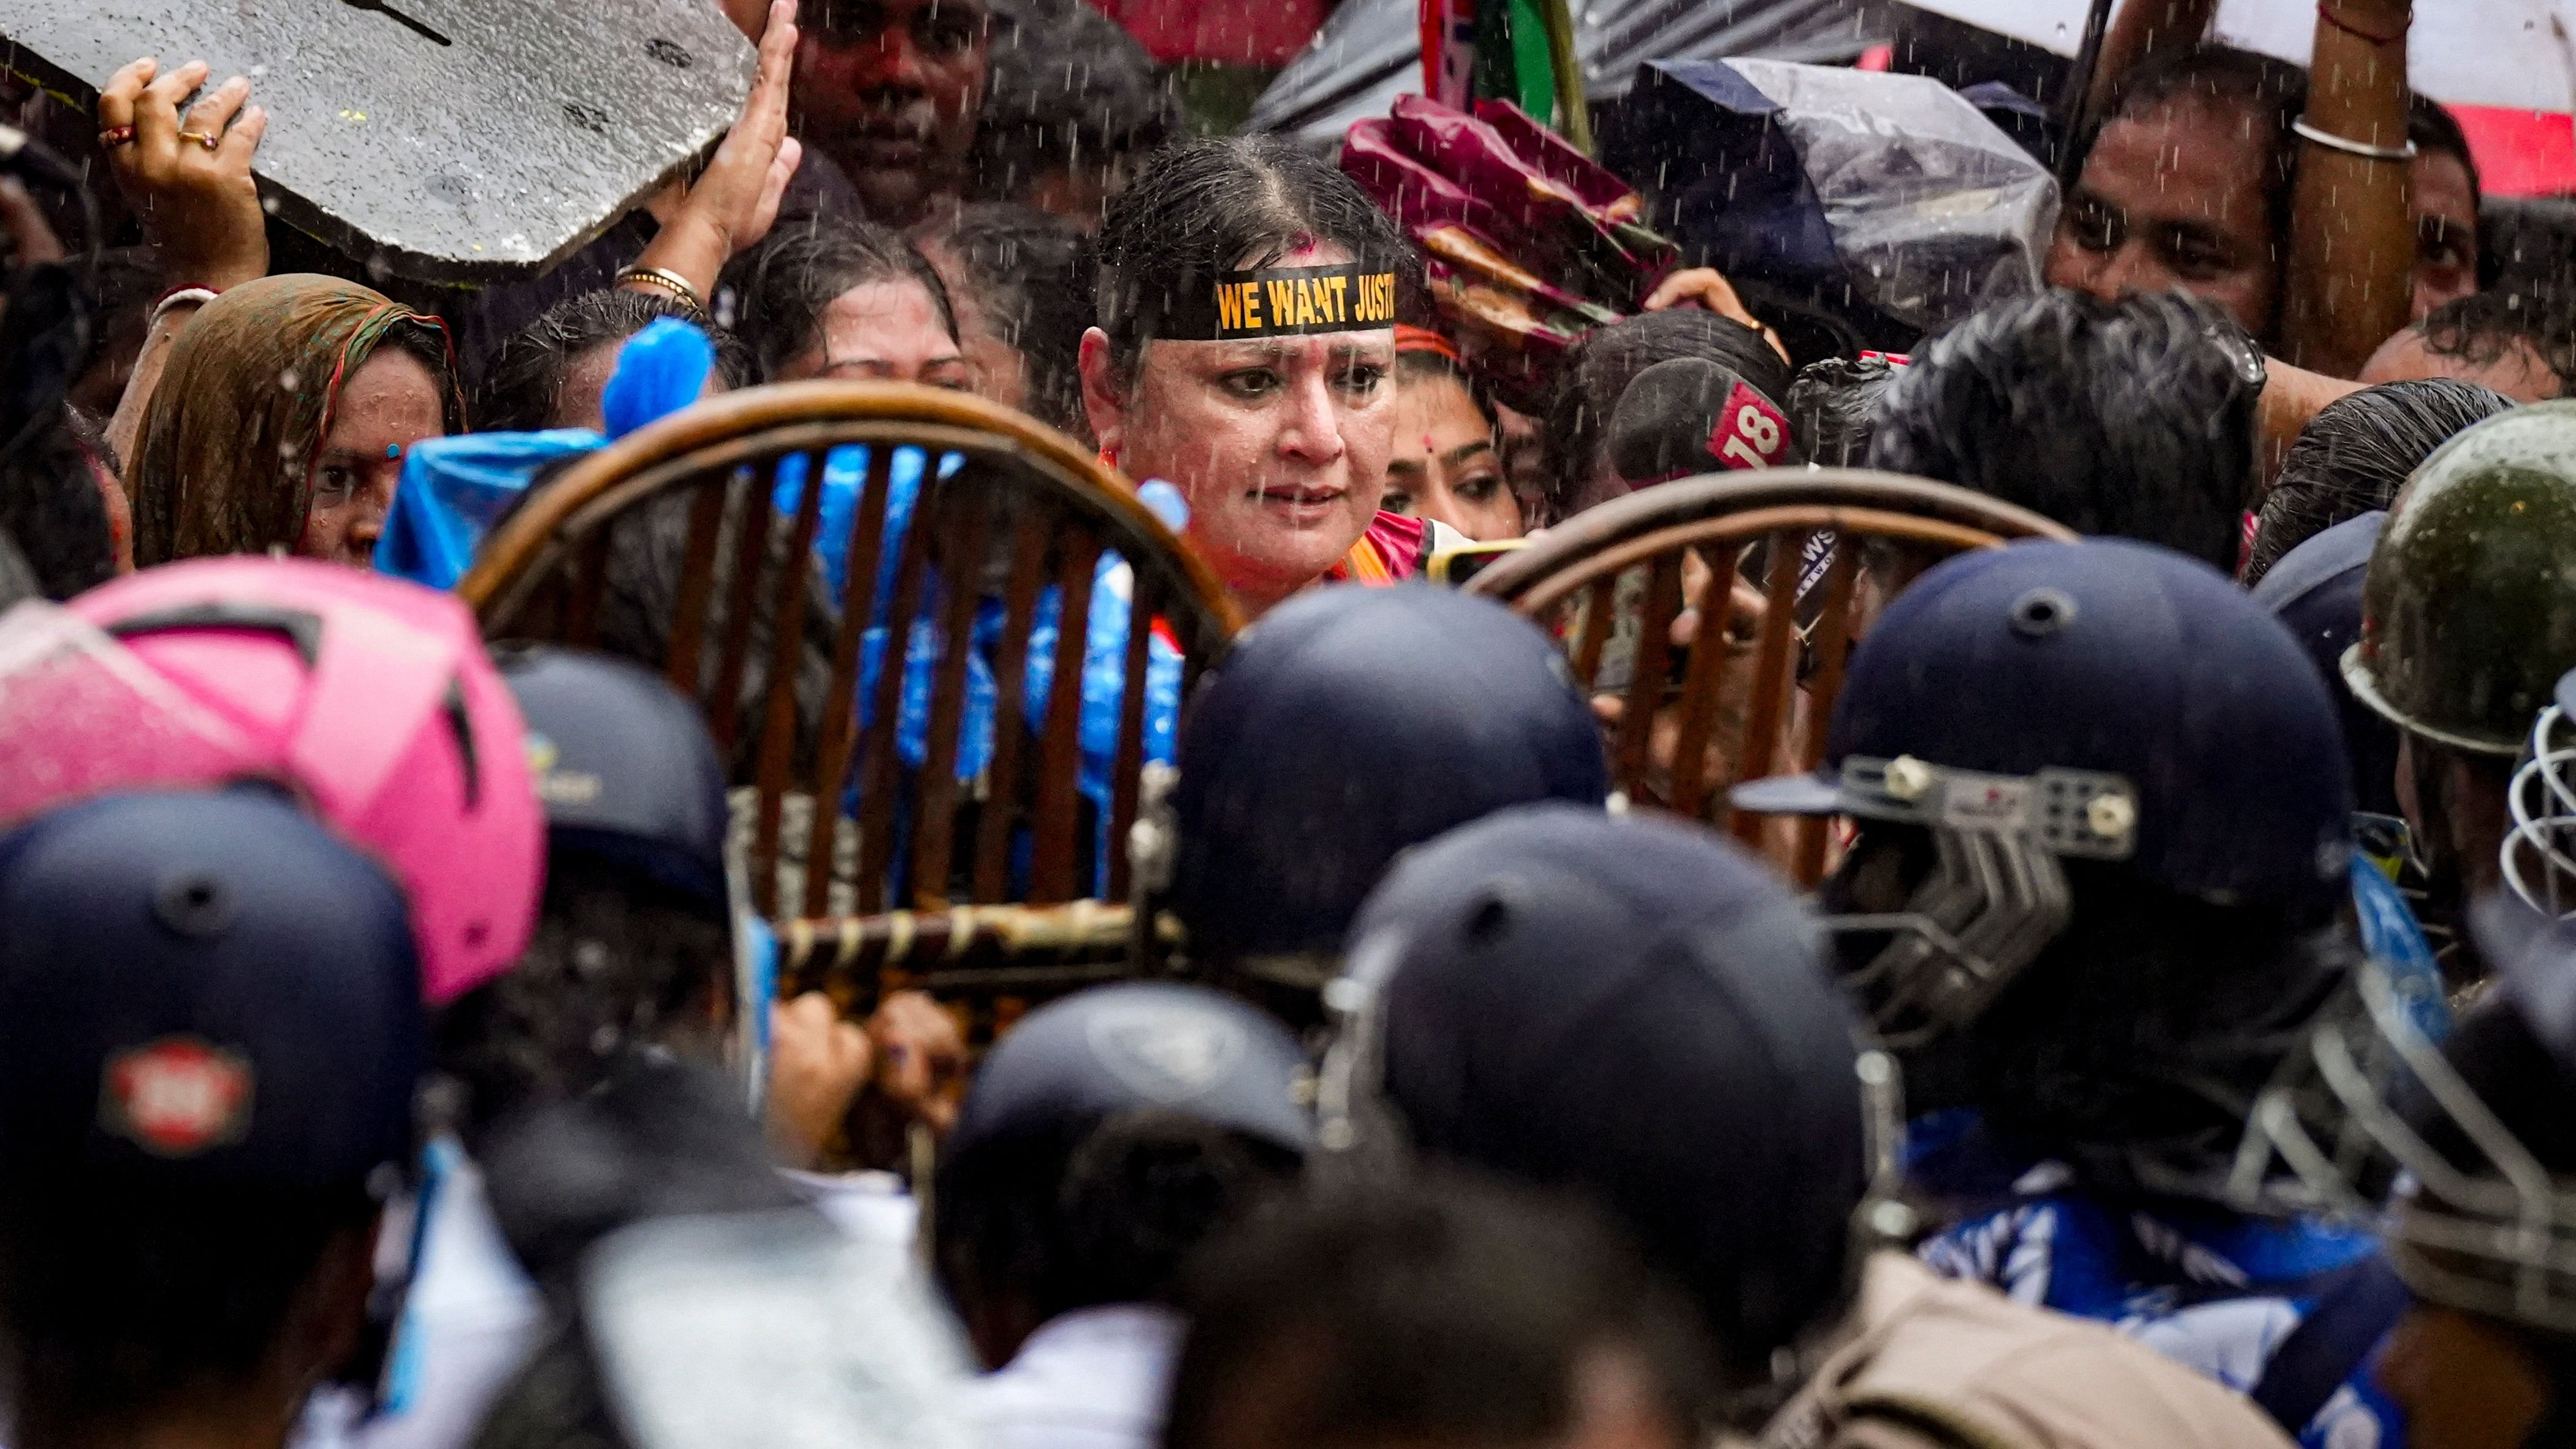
[{"x1": 2, "y1": 0, "x2": 2576, "y2": 1447}]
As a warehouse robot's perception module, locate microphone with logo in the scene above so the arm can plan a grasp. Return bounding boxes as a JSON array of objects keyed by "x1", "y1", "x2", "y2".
[{"x1": 1606, "y1": 356, "x2": 1804, "y2": 487}]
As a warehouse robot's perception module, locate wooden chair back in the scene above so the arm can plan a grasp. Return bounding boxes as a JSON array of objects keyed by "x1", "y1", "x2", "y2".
[
  {"x1": 459, "y1": 381, "x2": 1242, "y2": 919},
  {"x1": 1468, "y1": 468, "x2": 2076, "y2": 882}
]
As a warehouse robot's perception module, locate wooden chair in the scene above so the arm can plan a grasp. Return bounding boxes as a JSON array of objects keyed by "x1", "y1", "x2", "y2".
[
  {"x1": 459, "y1": 381, "x2": 1243, "y2": 921},
  {"x1": 1468, "y1": 468, "x2": 2077, "y2": 883},
  {"x1": 772, "y1": 899, "x2": 1183, "y2": 1043}
]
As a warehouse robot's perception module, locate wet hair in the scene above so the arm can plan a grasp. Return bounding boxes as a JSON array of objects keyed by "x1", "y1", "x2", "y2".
[
  {"x1": 717, "y1": 221, "x2": 961, "y2": 382},
  {"x1": 476, "y1": 290, "x2": 755, "y2": 434},
  {"x1": 0, "y1": 1179, "x2": 376, "y2": 1442},
  {"x1": 1539, "y1": 310, "x2": 1798, "y2": 522},
  {"x1": 2243, "y1": 379, "x2": 2517, "y2": 587},
  {"x1": 1092, "y1": 135, "x2": 1414, "y2": 389},
  {"x1": 2414, "y1": 288, "x2": 2576, "y2": 398},
  {"x1": 1164, "y1": 1174, "x2": 1715, "y2": 1449},
  {"x1": 1785, "y1": 354, "x2": 1900, "y2": 468},
  {"x1": 0, "y1": 401, "x2": 115, "y2": 601},
  {"x1": 973, "y1": 0, "x2": 1179, "y2": 209},
  {"x1": 432, "y1": 854, "x2": 733, "y2": 1155},
  {"x1": 2081, "y1": 45, "x2": 2307, "y2": 333},
  {"x1": 932, "y1": 1108, "x2": 1298, "y2": 1333},
  {"x1": 923, "y1": 203, "x2": 1096, "y2": 434},
  {"x1": 1867, "y1": 289, "x2": 2258, "y2": 569}
]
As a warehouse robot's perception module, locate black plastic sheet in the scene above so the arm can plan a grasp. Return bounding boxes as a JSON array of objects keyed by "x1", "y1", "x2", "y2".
[{"x1": 0, "y1": 0, "x2": 752, "y2": 281}]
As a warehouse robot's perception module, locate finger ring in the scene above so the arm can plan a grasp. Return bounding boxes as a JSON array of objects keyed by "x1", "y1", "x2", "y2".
[
  {"x1": 177, "y1": 129, "x2": 220, "y2": 151},
  {"x1": 97, "y1": 124, "x2": 137, "y2": 148}
]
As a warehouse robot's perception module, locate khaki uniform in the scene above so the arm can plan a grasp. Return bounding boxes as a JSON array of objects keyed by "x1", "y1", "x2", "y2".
[{"x1": 1750, "y1": 1253, "x2": 2296, "y2": 1449}]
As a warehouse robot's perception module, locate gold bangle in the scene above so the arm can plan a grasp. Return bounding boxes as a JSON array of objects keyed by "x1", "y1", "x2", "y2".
[{"x1": 617, "y1": 265, "x2": 706, "y2": 315}]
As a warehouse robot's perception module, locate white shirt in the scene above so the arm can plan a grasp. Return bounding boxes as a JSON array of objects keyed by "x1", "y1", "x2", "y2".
[
  {"x1": 967, "y1": 1304, "x2": 1187, "y2": 1449},
  {"x1": 297, "y1": 1152, "x2": 928, "y2": 1449}
]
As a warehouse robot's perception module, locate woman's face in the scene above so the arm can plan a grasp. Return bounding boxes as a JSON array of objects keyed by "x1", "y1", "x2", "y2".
[
  {"x1": 779, "y1": 278, "x2": 970, "y2": 388},
  {"x1": 299, "y1": 346, "x2": 444, "y2": 569},
  {"x1": 2045, "y1": 95, "x2": 2281, "y2": 340},
  {"x1": 1387, "y1": 369, "x2": 1520, "y2": 541},
  {"x1": 1084, "y1": 243, "x2": 1395, "y2": 615}
]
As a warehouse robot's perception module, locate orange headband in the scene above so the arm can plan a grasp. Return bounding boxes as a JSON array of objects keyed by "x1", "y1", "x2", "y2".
[{"x1": 1393, "y1": 324, "x2": 1461, "y2": 362}]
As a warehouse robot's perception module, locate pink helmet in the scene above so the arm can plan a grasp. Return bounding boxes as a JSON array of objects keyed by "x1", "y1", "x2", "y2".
[{"x1": 0, "y1": 557, "x2": 542, "y2": 1003}]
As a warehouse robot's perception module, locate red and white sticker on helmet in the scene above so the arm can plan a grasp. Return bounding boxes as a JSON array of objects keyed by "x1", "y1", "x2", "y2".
[
  {"x1": 1705, "y1": 382, "x2": 1794, "y2": 471},
  {"x1": 101, "y1": 1037, "x2": 253, "y2": 1157}
]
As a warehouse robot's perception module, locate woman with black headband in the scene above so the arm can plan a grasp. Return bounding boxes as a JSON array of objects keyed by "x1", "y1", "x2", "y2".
[{"x1": 1078, "y1": 137, "x2": 1458, "y2": 617}]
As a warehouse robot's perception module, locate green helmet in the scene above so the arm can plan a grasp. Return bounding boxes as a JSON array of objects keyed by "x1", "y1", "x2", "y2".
[{"x1": 2344, "y1": 400, "x2": 2576, "y2": 756}]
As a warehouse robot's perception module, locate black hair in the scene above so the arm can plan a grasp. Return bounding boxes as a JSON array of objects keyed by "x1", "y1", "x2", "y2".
[
  {"x1": 2415, "y1": 288, "x2": 2576, "y2": 398},
  {"x1": 432, "y1": 854, "x2": 733, "y2": 1156},
  {"x1": 1867, "y1": 288, "x2": 2258, "y2": 569},
  {"x1": 1785, "y1": 354, "x2": 1900, "y2": 469},
  {"x1": 0, "y1": 401, "x2": 115, "y2": 601},
  {"x1": 1540, "y1": 310, "x2": 1797, "y2": 522},
  {"x1": 475, "y1": 289, "x2": 755, "y2": 434},
  {"x1": 1164, "y1": 1174, "x2": 1715, "y2": 1449},
  {"x1": 973, "y1": 0, "x2": 1179, "y2": 211},
  {"x1": 1092, "y1": 135, "x2": 1414, "y2": 389},
  {"x1": 0, "y1": 1178, "x2": 376, "y2": 1442},
  {"x1": 921, "y1": 203, "x2": 1096, "y2": 435},
  {"x1": 932, "y1": 1108, "x2": 1298, "y2": 1342},
  {"x1": 717, "y1": 221, "x2": 961, "y2": 382},
  {"x1": 2243, "y1": 378, "x2": 2517, "y2": 586}
]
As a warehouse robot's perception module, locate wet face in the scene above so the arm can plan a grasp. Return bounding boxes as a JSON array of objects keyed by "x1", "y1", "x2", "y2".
[
  {"x1": 299, "y1": 347, "x2": 444, "y2": 569},
  {"x1": 2412, "y1": 150, "x2": 2480, "y2": 321},
  {"x1": 795, "y1": 0, "x2": 990, "y2": 227},
  {"x1": 2360, "y1": 326, "x2": 2564, "y2": 403},
  {"x1": 777, "y1": 278, "x2": 970, "y2": 387},
  {"x1": 1387, "y1": 369, "x2": 1521, "y2": 542},
  {"x1": 1084, "y1": 246, "x2": 1395, "y2": 615},
  {"x1": 2047, "y1": 95, "x2": 2281, "y2": 338},
  {"x1": 918, "y1": 239, "x2": 1027, "y2": 411}
]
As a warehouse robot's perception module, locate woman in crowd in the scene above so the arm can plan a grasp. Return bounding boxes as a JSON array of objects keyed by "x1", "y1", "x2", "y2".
[
  {"x1": 127, "y1": 275, "x2": 462, "y2": 569},
  {"x1": 1384, "y1": 325, "x2": 1523, "y2": 542},
  {"x1": 723, "y1": 222, "x2": 970, "y2": 388},
  {"x1": 474, "y1": 290, "x2": 754, "y2": 435},
  {"x1": 1078, "y1": 135, "x2": 1432, "y2": 617}
]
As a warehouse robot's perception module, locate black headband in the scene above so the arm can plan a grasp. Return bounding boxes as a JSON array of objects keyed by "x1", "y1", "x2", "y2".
[{"x1": 1146, "y1": 261, "x2": 1402, "y2": 342}]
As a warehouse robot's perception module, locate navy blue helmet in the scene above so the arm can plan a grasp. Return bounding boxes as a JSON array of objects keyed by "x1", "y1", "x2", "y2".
[
  {"x1": 0, "y1": 790, "x2": 425, "y2": 1192},
  {"x1": 947, "y1": 982, "x2": 1312, "y2": 1163},
  {"x1": 1734, "y1": 539, "x2": 2353, "y2": 1046},
  {"x1": 2252, "y1": 512, "x2": 2401, "y2": 822},
  {"x1": 497, "y1": 645, "x2": 731, "y2": 909},
  {"x1": 1324, "y1": 803, "x2": 1869, "y2": 1375},
  {"x1": 1167, "y1": 585, "x2": 1607, "y2": 988}
]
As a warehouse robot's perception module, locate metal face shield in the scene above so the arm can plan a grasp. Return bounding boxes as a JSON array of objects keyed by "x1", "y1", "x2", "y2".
[
  {"x1": 2505, "y1": 702, "x2": 2576, "y2": 919},
  {"x1": 1817, "y1": 755, "x2": 2138, "y2": 1048},
  {"x1": 2233, "y1": 953, "x2": 2576, "y2": 1331}
]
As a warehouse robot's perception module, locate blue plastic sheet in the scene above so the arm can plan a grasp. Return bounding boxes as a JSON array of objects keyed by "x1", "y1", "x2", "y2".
[
  {"x1": 375, "y1": 318, "x2": 718, "y2": 587},
  {"x1": 376, "y1": 428, "x2": 601, "y2": 588},
  {"x1": 784, "y1": 444, "x2": 1186, "y2": 896}
]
